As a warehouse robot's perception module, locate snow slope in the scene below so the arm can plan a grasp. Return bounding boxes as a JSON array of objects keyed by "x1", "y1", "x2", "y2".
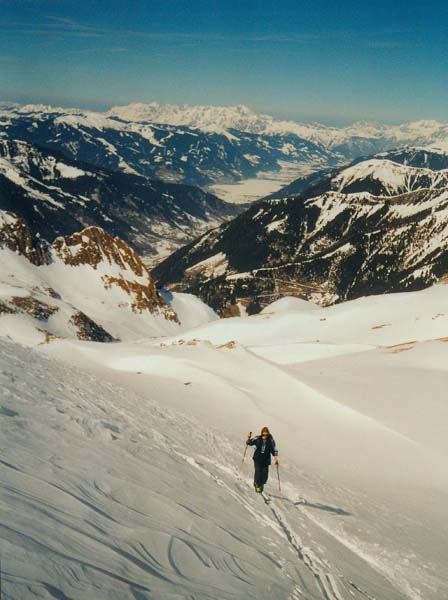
[
  {"x1": 2, "y1": 285, "x2": 448, "y2": 599},
  {"x1": 168, "y1": 285, "x2": 448, "y2": 348},
  {"x1": 1, "y1": 337, "x2": 412, "y2": 600}
]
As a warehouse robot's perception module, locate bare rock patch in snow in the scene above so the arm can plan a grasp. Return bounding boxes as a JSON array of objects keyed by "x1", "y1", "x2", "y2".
[{"x1": 69, "y1": 311, "x2": 116, "y2": 342}]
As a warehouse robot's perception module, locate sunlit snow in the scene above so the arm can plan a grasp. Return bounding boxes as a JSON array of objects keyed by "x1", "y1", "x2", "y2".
[{"x1": 1, "y1": 283, "x2": 448, "y2": 599}]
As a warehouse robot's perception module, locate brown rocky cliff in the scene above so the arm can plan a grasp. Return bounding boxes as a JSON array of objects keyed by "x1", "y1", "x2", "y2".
[
  {"x1": 0, "y1": 210, "x2": 50, "y2": 266},
  {"x1": 52, "y1": 227, "x2": 178, "y2": 320}
]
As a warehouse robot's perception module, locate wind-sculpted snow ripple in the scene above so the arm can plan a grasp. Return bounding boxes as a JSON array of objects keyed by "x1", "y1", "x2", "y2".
[{"x1": 0, "y1": 339, "x2": 312, "y2": 599}]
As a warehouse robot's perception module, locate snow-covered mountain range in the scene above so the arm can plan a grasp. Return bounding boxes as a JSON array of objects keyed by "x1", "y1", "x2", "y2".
[
  {"x1": 0, "y1": 103, "x2": 334, "y2": 189},
  {"x1": 154, "y1": 154, "x2": 448, "y2": 315},
  {"x1": 108, "y1": 101, "x2": 448, "y2": 155},
  {"x1": 0, "y1": 139, "x2": 239, "y2": 265},
  {"x1": 4, "y1": 101, "x2": 448, "y2": 195},
  {"x1": 4, "y1": 100, "x2": 448, "y2": 315}
]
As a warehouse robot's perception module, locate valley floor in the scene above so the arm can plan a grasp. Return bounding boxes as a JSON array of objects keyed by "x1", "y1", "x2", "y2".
[{"x1": 208, "y1": 160, "x2": 323, "y2": 203}]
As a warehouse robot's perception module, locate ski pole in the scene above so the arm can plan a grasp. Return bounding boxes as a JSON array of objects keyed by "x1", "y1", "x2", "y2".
[
  {"x1": 276, "y1": 462, "x2": 281, "y2": 494},
  {"x1": 241, "y1": 431, "x2": 252, "y2": 467}
]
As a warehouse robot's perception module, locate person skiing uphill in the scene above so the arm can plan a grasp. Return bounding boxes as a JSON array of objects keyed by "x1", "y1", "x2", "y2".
[{"x1": 246, "y1": 427, "x2": 278, "y2": 493}]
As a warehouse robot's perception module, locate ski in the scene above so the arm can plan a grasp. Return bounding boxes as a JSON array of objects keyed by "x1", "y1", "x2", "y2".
[{"x1": 261, "y1": 491, "x2": 271, "y2": 504}]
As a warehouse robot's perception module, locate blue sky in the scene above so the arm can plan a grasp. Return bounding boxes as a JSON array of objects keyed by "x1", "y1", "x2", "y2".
[{"x1": 1, "y1": 0, "x2": 448, "y2": 124}]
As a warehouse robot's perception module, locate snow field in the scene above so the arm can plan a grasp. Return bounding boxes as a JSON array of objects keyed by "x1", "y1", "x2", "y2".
[
  {"x1": 1, "y1": 339, "x2": 408, "y2": 600},
  {"x1": 166, "y1": 285, "x2": 448, "y2": 348},
  {"x1": 2, "y1": 285, "x2": 448, "y2": 598}
]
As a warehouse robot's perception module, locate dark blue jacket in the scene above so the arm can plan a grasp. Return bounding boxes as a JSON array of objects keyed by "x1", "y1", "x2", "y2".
[{"x1": 247, "y1": 434, "x2": 278, "y2": 466}]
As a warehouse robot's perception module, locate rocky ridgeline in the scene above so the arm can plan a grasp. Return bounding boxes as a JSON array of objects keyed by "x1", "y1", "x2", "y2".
[
  {"x1": 0, "y1": 211, "x2": 176, "y2": 341},
  {"x1": 0, "y1": 210, "x2": 50, "y2": 266},
  {"x1": 52, "y1": 227, "x2": 176, "y2": 318}
]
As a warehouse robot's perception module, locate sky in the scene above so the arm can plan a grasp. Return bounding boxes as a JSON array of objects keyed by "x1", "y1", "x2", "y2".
[{"x1": 1, "y1": 0, "x2": 448, "y2": 125}]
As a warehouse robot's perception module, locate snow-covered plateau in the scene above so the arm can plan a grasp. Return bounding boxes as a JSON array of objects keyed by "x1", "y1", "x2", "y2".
[{"x1": 1, "y1": 279, "x2": 448, "y2": 599}]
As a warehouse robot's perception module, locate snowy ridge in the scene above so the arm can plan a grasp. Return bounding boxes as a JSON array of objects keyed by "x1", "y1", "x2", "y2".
[
  {"x1": 264, "y1": 148, "x2": 448, "y2": 203},
  {"x1": 108, "y1": 102, "x2": 448, "y2": 151},
  {"x1": 332, "y1": 158, "x2": 448, "y2": 196}
]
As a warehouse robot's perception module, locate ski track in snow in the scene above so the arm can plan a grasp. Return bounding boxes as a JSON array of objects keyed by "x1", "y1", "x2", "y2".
[
  {"x1": 261, "y1": 493, "x2": 345, "y2": 600},
  {"x1": 171, "y1": 450, "x2": 407, "y2": 600},
  {"x1": 174, "y1": 454, "x2": 348, "y2": 600}
]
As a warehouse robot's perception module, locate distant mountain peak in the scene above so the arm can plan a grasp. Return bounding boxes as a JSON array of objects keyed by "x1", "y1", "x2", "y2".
[
  {"x1": 106, "y1": 101, "x2": 264, "y2": 133},
  {"x1": 106, "y1": 101, "x2": 448, "y2": 150}
]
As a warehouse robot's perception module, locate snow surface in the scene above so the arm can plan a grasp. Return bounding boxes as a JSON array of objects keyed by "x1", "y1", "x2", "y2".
[
  {"x1": 56, "y1": 162, "x2": 85, "y2": 179},
  {"x1": 210, "y1": 177, "x2": 283, "y2": 204},
  {"x1": 160, "y1": 290, "x2": 218, "y2": 330},
  {"x1": 261, "y1": 297, "x2": 320, "y2": 314},
  {"x1": 208, "y1": 161, "x2": 325, "y2": 203},
  {"x1": 185, "y1": 252, "x2": 229, "y2": 279},
  {"x1": 1, "y1": 285, "x2": 448, "y2": 599}
]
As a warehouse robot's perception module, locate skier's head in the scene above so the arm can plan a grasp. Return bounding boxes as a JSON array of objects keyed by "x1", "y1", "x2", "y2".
[{"x1": 260, "y1": 426, "x2": 270, "y2": 439}]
